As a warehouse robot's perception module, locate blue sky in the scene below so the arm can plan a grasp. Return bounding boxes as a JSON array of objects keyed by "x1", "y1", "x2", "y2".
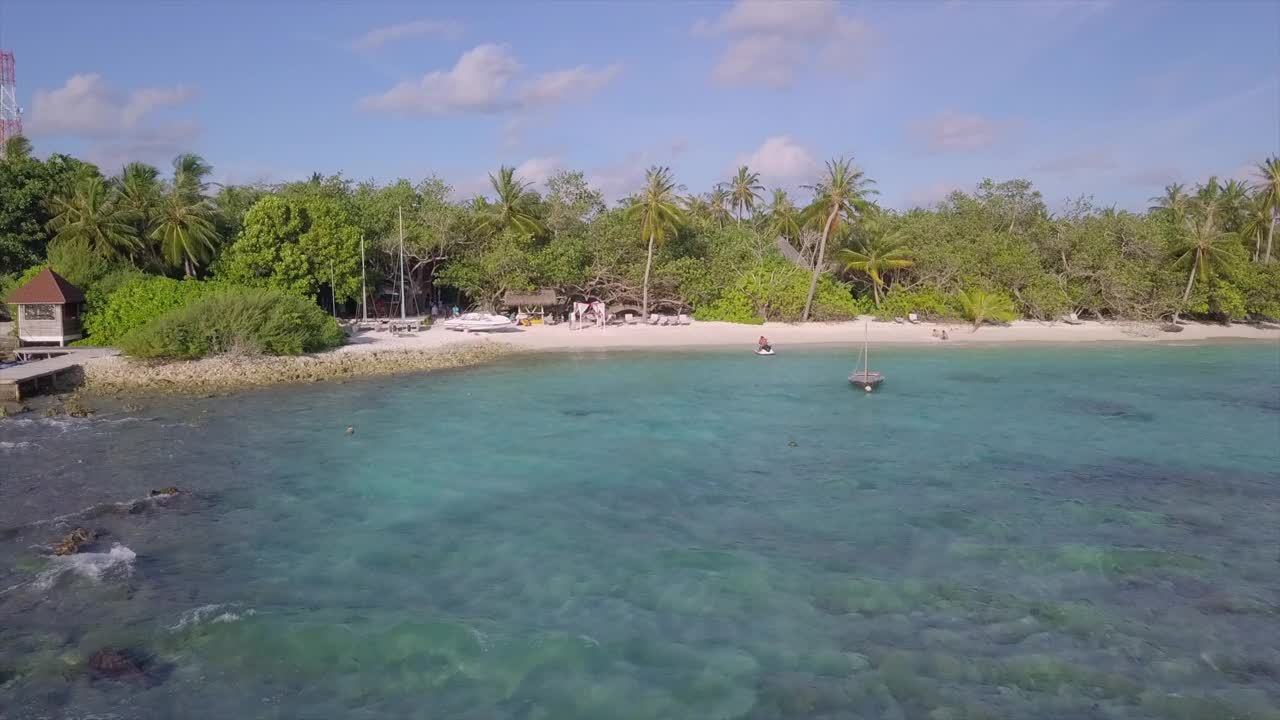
[{"x1": 4, "y1": 0, "x2": 1278, "y2": 211}]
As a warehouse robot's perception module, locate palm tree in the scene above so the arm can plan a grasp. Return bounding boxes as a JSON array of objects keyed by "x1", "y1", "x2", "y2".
[
  {"x1": 1242, "y1": 192, "x2": 1272, "y2": 262},
  {"x1": 46, "y1": 176, "x2": 141, "y2": 258},
  {"x1": 117, "y1": 163, "x2": 161, "y2": 228},
  {"x1": 1255, "y1": 156, "x2": 1280, "y2": 262},
  {"x1": 624, "y1": 166, "x2": 685, "y2": 319},
  {"x1": 173, "y1": 153, "x2": 213, "y2": 203},
  {"x1": 150, "y1": 191, "x2": 219, "y2": 277},
  {"x1": 765, "y1": 189, "x2": 803, "y2": 246},
  {"x1": 708, "y1": 188, "x2": 733, "y2": 228},
  {"x1": 958, "y1": 288, "x2": 1017, "y2": 330},
  {"x1": 800, "y1": 157, "x2": 877, "y2": 321},
  {"x1": 478, "y1": 166, "x2": 546, "y2": 238},
  {"x1": 1172, "y1": 214, "x2": 1240, "y2": 310},
  {"x1": 1220, "y1": 179, "x2": 1251, "y2": 232},
  {"x1": 725, "y1": 165, "x2": 764, "y2": 223},
  {"x1": 1149, "y1": 183, "x2": 1191, "y2": 226},
  {"x1": 835, "y1": 233, "x2": 914, "y2": 306},
  {"x1": 2, "y1": 135, "x2": 32, "y2": 164}
]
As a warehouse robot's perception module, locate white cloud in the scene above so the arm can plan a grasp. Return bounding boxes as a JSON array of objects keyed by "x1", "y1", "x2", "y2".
[
  {"x1": 360, "y1": 44, "x2": 620, "y2": 116},
  {"x1": 352, "y1": 19, "x2": 461, "y2": 51},
  {"x1": 520, "y1": 64, "x2": 621, "y2": 109},
  {"x1": 359, "y1": 44, "x2": 520, "y2": 114},
  {"x1": 698, "y1": 0, "x2": 872, "y2": 89},
  {"x1": 912, "y1": 111, "x2": 1002, "y2": 153},
  {"x1": 514, "y1": 156, "x2": 562, "y2": 187},
  {"x1": 1032, "y1": 147, "x2": 1119, "y2": 177},
  {"x1": 737, "y1": 136, "x2": 819, "y2": 182},
  {"x1": 28, "y1": 73, "x2": 195, "y2": 137}
]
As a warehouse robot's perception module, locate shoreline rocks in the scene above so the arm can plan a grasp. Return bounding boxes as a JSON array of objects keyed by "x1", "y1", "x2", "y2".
[{"x1": 81, "y1": 342, "x2": 516, "y2": 397}]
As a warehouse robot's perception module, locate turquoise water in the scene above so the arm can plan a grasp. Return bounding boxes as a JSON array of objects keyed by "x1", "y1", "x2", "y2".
[{"x1": 2, "y1": 344, "x2": 1278, "y2": 719}]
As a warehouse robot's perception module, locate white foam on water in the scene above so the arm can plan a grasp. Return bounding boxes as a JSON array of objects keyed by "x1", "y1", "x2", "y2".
[
  {"x1": 169, "y1": 603, "x2": 255, "y2": 630},
  {"x1": 0, "y1": 440, "x2": 36, "y2": 452},
  {"x1": 33, "y1": 543, "x2": 136, "y2": 591}
]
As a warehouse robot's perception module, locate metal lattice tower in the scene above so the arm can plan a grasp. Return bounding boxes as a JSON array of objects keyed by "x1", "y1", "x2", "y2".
[{"x1": 0, "y1": 51, "x2": 21, "y2": 145}]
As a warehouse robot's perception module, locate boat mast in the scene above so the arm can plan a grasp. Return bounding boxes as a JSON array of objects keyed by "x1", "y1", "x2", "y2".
[
  {"x1": 864, "y1": 321, "x2": 870, "y2": 375},
  {"x1": 360, "y1": 233, "x2": 368, "y2": 322},
  {"x1": 398, "y1": 206, "x2": 407, "y2": 320}
]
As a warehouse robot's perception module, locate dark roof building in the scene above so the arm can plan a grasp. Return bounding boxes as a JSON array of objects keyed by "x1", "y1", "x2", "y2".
[{"x1": 4, "y1": 269, "x2": 87, "y2": 347}]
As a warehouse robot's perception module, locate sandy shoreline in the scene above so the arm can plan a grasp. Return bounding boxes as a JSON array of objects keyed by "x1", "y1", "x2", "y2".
[
  {"x1": 339, "y1": 317, "x2": 1280, "y2": 354},
  {"x1": 59, "y1": 317, "x2": 1274, "y2": 399}
]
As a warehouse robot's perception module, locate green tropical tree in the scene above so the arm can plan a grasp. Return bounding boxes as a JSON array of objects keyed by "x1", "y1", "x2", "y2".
[
  {"x1": 800, "y1": 157, "x2": 876, "y2": 321},
  {"x1": 1149, "y1": 183, "x2": 1191, "y2": 226},
  {"x1": 1219, "y1": 179, "x2": 1251, "y2": 232},
  {"x1": 478, "y1": 166, "x2": 545, "y2": 238},
  {"x1": 3, "y1": 136, "x2": 32, "y2": 164},
  {"x1": 624, "y1": 166, "x2": 685, "y2": 319},
  {"x1": 958, "y1": 288, "x2": 1017, "y2": 330},
  {"x1": 173, "y1": 153, "x2": 213, "y2": 203},
  {"x1": 1242, "y1": 193, "x2": 1272, "y2": 262},
  {"x1": 708, "y1": 188, "x2": 733, "y2": 228},
  {"x1": 116, "y1": 162, "x2": 162, "y2": 235},
  {"x1": 46, "y1": 176, "x2": 140, "y2": 259},
  {"x1": 725, "y1": 165, "x2": 764, "y2": 223},
  {"x1": 765, "y1": 189, "x2": 803, "y2": 246},
  {"x1": 151, "y1": 191, "x2": 219, "y2": 277},
  {"x1": 1255, "y1": 156, "x2": 1280, "y2": 262},
  {"x1": 835, "y1": 233, "x2": 914, "y2": 306},
  {"x1": 1172, "y1": 214, "x2": 1240, "y2": 309}
]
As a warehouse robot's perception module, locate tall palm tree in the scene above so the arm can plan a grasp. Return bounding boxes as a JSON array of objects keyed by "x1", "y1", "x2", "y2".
[
  {"x1": 765, "y1": 189, "x2": 803, "y2": 246},
  {"x1": 150, "y1": 191, "x2": 219, "y2": 277},
  {"x1": 1242, "y1": 192, "x2": 1273, "y2": 262},
  {"x1": 117, "y1": 162, "x2": 162, "y2": 230},
  {"x1": 1172, "y1": 214, "x2": 1240, "y2": 309},
  {"x1": 835, "y1": 233, "x2": 914, "y2": 306},
  {"x1": 478, "y1": 166, "x2": 546, "y2": 238},
  {"x1": 46, "y1": 176, "x2": 141, "y2": 258},
  {"x1": 173, "y1": 153, "x2": 213, "y2": 203},
  {"x1": 1192, "y1": 176, "x2": 1223, "y2": 225},
  {"x1": 708, "y1": 188, "x2": 733, "y2": 228},
  {"x1": 1219, "y1": 179, "x2": 1251, "y2": 232},
  {"x1": 800, "y1": 157, "x2": 877, "y2": 321},
  {"x1": 1149, "y1": 183, "x2": 1191, "y2": 226},
  {"x1": 724, "y1": 165, "x2": 764, "y2": 223},
  {"x1": 2, "y1": 135, "x2": 32, "y2": 164},
  {"x1": 624, "y1": 166, "x2": 685, "y2": 319},
  {"x1": 1255, "y1": 156, "x2": 1280, "y2": 262}
]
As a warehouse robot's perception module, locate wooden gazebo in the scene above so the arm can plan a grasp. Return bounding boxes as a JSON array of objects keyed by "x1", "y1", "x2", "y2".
[
  {"x1": 502, "y1": 288, "x2": 561, "y2": 324},
  {"x1": 4, "y1": 269, "x2": 86, "y2": 347}
]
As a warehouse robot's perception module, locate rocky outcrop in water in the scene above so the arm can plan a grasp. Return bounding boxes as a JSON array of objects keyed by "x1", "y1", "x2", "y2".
[
  {"x1": 149, "y1": 487, "x2": 180, "y2": 497},
  {"x1": 52, "y1": 527, "x2": 95, "y2": 556}
]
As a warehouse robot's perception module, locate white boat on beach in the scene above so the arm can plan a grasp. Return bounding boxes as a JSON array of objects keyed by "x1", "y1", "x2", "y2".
[{"x1": 441, "y1": 313, "x2": 516, "y2": 332}]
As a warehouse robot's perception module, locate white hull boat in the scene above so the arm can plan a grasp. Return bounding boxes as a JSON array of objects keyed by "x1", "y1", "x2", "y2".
[
  {"x1": 755, "y1": 348, "x2": 775, "y2": 356},
  {"x1": 442, "y1": 313, "x2": 515, "y2": 332}
]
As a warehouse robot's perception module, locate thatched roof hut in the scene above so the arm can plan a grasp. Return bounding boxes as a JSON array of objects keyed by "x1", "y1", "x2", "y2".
[{"x1": 503, "y1": 289, "x2": 560, "y2": 308}]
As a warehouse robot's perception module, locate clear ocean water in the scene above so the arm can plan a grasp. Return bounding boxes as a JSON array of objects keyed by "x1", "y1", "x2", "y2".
[{"x1": 1, "y1": 344, "x2": 1278, "y2": 720}]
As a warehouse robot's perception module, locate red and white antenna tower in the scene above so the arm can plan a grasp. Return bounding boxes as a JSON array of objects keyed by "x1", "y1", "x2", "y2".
[{"x1": 0, "y1": 50, "x2": 22, "y2": 145}]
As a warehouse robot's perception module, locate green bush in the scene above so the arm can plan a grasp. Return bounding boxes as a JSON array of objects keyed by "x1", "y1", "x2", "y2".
[
  {"x1": 873, "y1": 287, "x2": 958, "y2": 321},
  {"x1": 693, "y1": 292, "x2": 764, "y2": 324},
  {"x1": 958, "y1": 288, "x2": 1019, "y2": 328},
  {"x1": 83, "y1": 276, "x2": 222, "y2": 345},
  {"x1": 119, "y1": 288, "x2": 345, "y2": 360}
]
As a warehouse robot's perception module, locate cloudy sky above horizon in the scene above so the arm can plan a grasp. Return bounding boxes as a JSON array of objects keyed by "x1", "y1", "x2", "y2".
[{"x1": 5, "y1": 0, "x2": 1278, "y2": 211}]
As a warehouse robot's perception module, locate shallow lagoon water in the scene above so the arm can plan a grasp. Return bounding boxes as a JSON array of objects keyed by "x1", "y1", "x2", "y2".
[{"x1": 2, "y1": 344, "x2": 1279, "y2": 719}]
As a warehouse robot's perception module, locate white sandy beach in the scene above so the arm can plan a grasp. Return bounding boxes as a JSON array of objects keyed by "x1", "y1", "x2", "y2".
[{"x1": 340, "y1": 318, "x2": 1280, "y2": 354}]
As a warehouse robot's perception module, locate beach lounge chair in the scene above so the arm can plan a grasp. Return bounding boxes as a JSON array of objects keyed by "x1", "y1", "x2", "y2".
[
  {"x1": 907, "y1": 313, "x2": 919, "y2": 324},
  {"x1": 624, "y1": 313, "x2": 636, "y2": 325},
  {"x1": 894, "y1": 316, "x2": 905, "y2": 324},
  {"x1": 678, "y1": 314, "x2": 689, "y2": 325},
  {"x1": 648, "y1": 314, "x2": 660, "y2": 325}
]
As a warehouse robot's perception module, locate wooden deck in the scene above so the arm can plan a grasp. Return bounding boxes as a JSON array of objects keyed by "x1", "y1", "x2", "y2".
[{"x1": 0, "y1": 347, "x2": 118, "y2": 402}]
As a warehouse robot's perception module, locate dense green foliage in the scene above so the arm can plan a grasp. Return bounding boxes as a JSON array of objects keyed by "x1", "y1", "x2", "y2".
[
  {"x1": 82, "y1": 276, "x2": 223, "y2": 345},
  {"x1": 3, "y1": 142, "x2": 1279, "y2": 346},
  {"x1": 118, "y1": 288, "x2": 344, "y2": 359}
]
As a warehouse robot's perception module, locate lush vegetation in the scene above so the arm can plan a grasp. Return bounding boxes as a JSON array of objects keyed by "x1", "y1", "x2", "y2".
[
  {"x1": 118, "y1": 288, "x2": 345, "y2": 359},
  {"x1": 3, "y1": 133, "x2": 1279, "y2": 356}
]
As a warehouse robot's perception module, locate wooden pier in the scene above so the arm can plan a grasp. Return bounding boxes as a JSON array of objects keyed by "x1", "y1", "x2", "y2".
[{"x1": 0, "y1": 347, "x2": 117, "y2": 402}]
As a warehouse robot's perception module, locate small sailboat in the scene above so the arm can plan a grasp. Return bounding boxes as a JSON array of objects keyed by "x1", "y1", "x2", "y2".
[{"x1": 849, "y1": 322, "x2": 884, "y2": 392}]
